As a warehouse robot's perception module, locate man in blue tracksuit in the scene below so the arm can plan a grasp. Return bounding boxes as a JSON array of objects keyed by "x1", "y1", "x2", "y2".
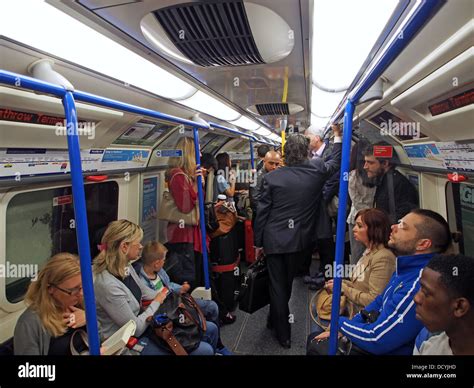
[{"x1": 307, "y1": 209, "x2": 452, "y2": 355}]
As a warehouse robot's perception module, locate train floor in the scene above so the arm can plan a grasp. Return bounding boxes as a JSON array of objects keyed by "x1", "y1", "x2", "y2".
[{"x1": 220, "y1": 258, "x2": 320, "y2": 355}]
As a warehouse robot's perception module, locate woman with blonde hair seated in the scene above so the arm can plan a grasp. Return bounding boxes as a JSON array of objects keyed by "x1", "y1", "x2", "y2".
[
  {"x1": 14, "y1": 253, "x2": 87, "y2": 355},
  {"x1": 93, "y1": 219, "x2": 217, "y2": 355}
]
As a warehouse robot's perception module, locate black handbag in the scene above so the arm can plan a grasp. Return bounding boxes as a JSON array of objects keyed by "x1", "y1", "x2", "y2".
[
  {"x1": 149, "y1": 292, "x2": 206, "y2": 355},
  {"x1": 238, "y1": 255, "x2": 270, "y2": 314}
]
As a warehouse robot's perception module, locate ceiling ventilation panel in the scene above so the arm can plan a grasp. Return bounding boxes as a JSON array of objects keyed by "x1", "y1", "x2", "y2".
[
  {"x1": 140, "y1": 1, "x2": 294, "y2": 67},
  {"x1": 248, "y1": 103, "x2": 304, "y2": 116}
]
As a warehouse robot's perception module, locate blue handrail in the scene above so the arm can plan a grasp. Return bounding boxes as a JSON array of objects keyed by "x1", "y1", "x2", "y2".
[
  {"x1": 63, "y1": 92, "x2": 101, "y2": 355},
  {"x1": 0, "y1": 69, "x2": 213, "y2": 355},
  {"x1": 328, "y1": 0, "x2": 445, "y2": 355},
  {"x1": 193, "y1": 127, "x2": 211, "y2": 289}
]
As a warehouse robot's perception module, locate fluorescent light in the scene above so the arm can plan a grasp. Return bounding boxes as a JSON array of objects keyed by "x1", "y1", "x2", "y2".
[
  {"x1": 311, "y1": 84, "x2": 345, "y2": 118},
  {"x1": 312, "y1": 0, "x2": 398, "y2": 90},
  {"x1": 268, "y1": 133, "x2": 281, "y2": 141},
  {"x1": 255, "y1": 127, "x2": 273, "y2": 136},
  {"x1": 1, "y1": 0, "x2": 196, "y2": 100},
  {"x1": 230, "y1": 116, "x2": 261, "y2": 131},
  {"x1": 178, "y1": 91, "x2": 242, "y2": 121},
  {"x1": 310, "y1": 114, "x2": 330, "y2": 129}
]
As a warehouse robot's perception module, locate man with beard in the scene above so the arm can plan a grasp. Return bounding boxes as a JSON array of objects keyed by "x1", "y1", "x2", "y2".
[
  {"x1": 363, "y1": 142, "x2": 418, "y2": 224},
  {"x1": 307, "y1": 209, "x2": 452, "y2": 355}
]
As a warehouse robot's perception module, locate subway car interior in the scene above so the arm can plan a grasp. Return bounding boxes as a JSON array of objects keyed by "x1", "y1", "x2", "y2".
[{"x1": 0, "y1": 0, "x2": 473, "y2": 364}]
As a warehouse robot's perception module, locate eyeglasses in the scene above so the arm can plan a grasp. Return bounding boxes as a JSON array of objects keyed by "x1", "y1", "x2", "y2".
[{"x1": 50, "y1": 284, "x2": 82, "y2": 296}]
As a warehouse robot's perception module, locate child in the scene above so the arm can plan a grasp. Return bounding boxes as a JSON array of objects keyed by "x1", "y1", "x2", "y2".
[{"x1": 134, "y1": 241, "x2": 232, "y2": 355}]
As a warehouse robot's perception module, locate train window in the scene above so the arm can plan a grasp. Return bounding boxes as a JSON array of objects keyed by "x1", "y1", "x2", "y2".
[
  {"x1": 201, "y1": 136, "x2": 230, "y2": 154},
  {"x1": 5, "y1": 181, "x2": 118, "y2": 303},
  {"x1": 447, "y1": 181, "x2": 474, "y2": 256},
  {"x1": 113, "y1": 119, "x2": 178, "y2": 147}
]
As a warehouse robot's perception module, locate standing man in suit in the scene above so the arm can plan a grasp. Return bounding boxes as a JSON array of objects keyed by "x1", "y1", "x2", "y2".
[{"x1": 254, "y1": 125, "x2": 342, "y2": 348}]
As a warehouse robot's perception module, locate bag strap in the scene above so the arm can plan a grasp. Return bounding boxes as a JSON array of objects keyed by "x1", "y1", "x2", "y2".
[
  {"x1": 152, "y1": 321, "x2": 188, "y2": 356},
  {"x1": 387, "y1": 171, "x2": 397, "y2": 224},
  {"x1": 211, "y1": 254, "x2": 240, "y2": 273},
  {"x1": 181, "y1": 294, "x2": 207, "y2": 332},
  {"x1": 70, "y1": 329, "x2": 89, "y2": 356}
]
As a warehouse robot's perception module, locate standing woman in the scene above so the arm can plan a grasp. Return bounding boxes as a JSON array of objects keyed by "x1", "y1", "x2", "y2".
[
  {"x1": 93, "y1": 219, "x2": 217, "y2": 355},
  {"x1": 14, "y1": 253, "x2": 87, "y2": 355},
  {"x1": 215, "y1": 152, "x2": 236, "y2": 202},
  {"x1": 165, "y1": 136, "x2": 207, "y2": 289}
]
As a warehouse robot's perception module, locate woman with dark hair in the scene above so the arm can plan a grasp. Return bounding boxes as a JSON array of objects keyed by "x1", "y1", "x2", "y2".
[
  {"x1": 215, "y1": 152, "x2": 235, "y2": 201},
  {"x1": 347, "y1": 142, "x2": 376, "y2": 264},
  {"x1": 324, "y1": 208, "x2": 396, "y2": 315}
]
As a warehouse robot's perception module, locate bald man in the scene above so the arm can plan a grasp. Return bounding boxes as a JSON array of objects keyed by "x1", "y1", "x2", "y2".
[{"x1": 250, "y1": 150, "x2": 281, "y2": 223}]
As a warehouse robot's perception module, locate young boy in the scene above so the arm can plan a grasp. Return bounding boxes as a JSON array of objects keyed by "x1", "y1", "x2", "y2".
[{"x1": 134, "y1": 241, "x2": 231, "y2": 355}]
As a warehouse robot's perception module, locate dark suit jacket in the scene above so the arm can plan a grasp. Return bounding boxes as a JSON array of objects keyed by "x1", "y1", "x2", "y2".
[{"x1": 254, "y1": 143, "x2": 342, "y2": 254}]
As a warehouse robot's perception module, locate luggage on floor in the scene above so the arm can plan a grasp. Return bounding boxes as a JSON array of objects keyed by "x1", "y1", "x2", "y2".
[
  {"x1": 238, "y1": 255, "x2": 269, "y2": 314},
  {"x1": 210, "y1": 229, "x2": 240, "y2": 312}
]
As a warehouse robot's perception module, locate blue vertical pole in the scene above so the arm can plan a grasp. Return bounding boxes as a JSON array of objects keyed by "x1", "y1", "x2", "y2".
[
  {"x1": 249, "y1": 141, "x2": 255, "y2": 170},
  {"x1": 328, "y1": 101, "x2": 355, "y2": 355},
  {"x1": 62, "y1": 92, "x2": 101, "y2": 355},
  {"x1": 192, "y1": 127, "x2": 210, "y2": 289}
]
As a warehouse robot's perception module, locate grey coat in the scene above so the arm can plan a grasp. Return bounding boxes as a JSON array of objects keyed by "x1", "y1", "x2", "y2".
[
  {"x1": 14, "y1": 308, "x2": 52, "y2": 355},
  {"x1": 94, "y1": 264, "x2": 160, "y2": 339}
]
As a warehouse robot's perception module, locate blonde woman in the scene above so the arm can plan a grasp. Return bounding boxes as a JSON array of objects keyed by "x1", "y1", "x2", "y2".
[
  {"x1": 165, "y1": 136, "x2": 207, "y2": 289},
  {"x1": 93, "y1": 219, "x2": 217, "y2": 355},
  {"x1": 14, "y1": 253, "x2": 87, "y2": 355}
]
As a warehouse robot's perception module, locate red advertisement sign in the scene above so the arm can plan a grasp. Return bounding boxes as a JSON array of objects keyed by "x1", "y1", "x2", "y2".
[{"x1": 373, "y1": 145, "x2": 393, "y2": 158}]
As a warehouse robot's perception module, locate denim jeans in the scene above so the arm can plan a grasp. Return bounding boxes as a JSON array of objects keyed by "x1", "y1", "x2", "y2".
[{"x1": 139, "y1": 320, "x2": 218, "y2": 355}]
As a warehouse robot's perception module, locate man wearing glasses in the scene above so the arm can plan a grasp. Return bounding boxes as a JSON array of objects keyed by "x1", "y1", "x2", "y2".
[{"x1": 307, "y1": 209, "x2": 452, "y2": 355}]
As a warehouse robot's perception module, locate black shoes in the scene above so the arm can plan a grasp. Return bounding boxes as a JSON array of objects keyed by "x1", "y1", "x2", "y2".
[
  {"x1": 278, "y1": 338, "x2": 291, "y2": 349},
  {"x1": 220, "y1": 312, "x2": 236, "y2": 325}
]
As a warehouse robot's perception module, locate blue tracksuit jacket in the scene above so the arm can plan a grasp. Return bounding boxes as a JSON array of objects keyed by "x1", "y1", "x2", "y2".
[{"x1": 339, "y1": 253, "x2": 435, "y2": 355}]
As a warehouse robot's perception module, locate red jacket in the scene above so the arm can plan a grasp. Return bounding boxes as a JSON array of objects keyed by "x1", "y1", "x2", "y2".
[{"x1": 166, "y1": 168, "x2": 209, "y2": 253}]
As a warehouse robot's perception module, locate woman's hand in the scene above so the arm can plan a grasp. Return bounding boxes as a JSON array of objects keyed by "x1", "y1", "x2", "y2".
[
  {"x1": 324, "y1": 280, "x2": 334, "y2": 293},
  {"x1": 64, "y1": 306, "x2": 86, "y2": 329},
  {"x1": 312, "y1": 330, "x2": 343, "y2": 342}
]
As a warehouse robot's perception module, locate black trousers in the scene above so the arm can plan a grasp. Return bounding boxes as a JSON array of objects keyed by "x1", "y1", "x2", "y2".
[
  {"x1": 266, "y1": 251, "x2": 304, "y2": 342},
  {"x1": 317, "y1": 237, "x2": 335, "y2": 276}
]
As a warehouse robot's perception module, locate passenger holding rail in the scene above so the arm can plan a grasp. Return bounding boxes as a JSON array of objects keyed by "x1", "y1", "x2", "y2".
[
  {"x1": 363, "y1": 142, "x2": 418, "y2": 223},
  {"x1": 307, "y1": 209, "x2": 452, "y2": 355},
  {"x1": 302, "y1": 125, "x2": 341, "y2": 281},
  {"x1": 255, "y1": 124, "x2": 342, "y2": 348},
  {"x1": 165, "y1": 136, "x2": 207, "y2": 289},
  {"x1": 93, "y1": 220, "x2": 217, "y2": 355},
  {"x1": 413, "y1": 254, "x2": 474, "y2": 355},
  {"x1": 14, "y1": 253, "x2": 88, "y2": 355}
]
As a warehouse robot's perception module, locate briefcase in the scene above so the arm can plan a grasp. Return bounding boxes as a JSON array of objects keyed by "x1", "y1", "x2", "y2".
[{"x1": 238, "y1": 256, "x2": 269, "y2": 314}]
